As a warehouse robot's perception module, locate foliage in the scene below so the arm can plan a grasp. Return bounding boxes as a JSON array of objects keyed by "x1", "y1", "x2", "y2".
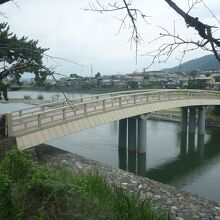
[
  {"x1": 23, "y1": 95, "x2": 32, "y2": 100},
  {"x1": 37, "y1": 95, "x2": 44, "y2": 100},
  {"x1": 214, "y1": 76, "x2": 220, "y2": 82},
  {"x1": 187, "y1": 79, "x2": 197, "y2": 89},
  {"x1": 81, "y1": 82, "x2": 96, "y2": 90},
  {"x1": 0, "y1": 23, "x2": 48, "y2": 90},
  {"x1": 69, "y1": 73, "x2": 83, "y2": 79},
  {"x1": 127, "y1": 80, "x2": 139, "y2": 89},
  {"x1": 188, "y1": 70, "x2": 199, "y2": 79},
  {"x1": 0, "y1": 149, "x2": 170, "y2": 220}
]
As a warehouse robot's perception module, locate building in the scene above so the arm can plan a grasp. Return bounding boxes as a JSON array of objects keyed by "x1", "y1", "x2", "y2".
[{"x1": 195, "y1": 77, "x2": 215, "y2": 89}]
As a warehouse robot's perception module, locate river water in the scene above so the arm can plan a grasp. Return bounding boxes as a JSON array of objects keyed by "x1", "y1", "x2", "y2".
[{"x1": 1, "y1": 90, "x2": 220, "y2": 203}]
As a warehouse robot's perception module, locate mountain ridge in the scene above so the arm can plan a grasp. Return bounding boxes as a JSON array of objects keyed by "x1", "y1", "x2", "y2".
[{"x1": 162, "y1": 54, "x2": 220, "y2": 73}]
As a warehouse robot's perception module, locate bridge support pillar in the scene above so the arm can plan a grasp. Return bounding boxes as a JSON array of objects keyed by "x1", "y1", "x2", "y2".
[
  {"x1": 198, "y1": 106, "x2": 205, "y2": 135},
  {"x1": 137, "y1": 117, "x2": 146, "y2": 153},
  {"x1": 118, "y1": 148, "x2": 127, "y2": 170},
  {"x1": 181, "y1": 107, "x2": 188, "y2": 133},
  {"x1": 189, "y1": 108, "x2": 196, "y2": 133},
  {"x1": 137, "y1": 153, "x2": 146, "y2": 176},
  {"x1": 128, "y1": 117, "x2": 137, "y2": 151},
  {"x1": 118, "y1": 119, "x2": 127, "y2": 149},
  {"x1": 198, "y1": 134, "x2": 205, "y2": 161}
]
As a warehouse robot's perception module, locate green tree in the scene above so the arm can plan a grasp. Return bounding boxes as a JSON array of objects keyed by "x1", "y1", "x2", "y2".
[
  {"x1": 69, "y1": 73, "x2": 83, "y2": 79},
  {"x1": 95, "y1": 72, "x2": 101, "y2": 88},
  {"x1": 0, "y1": 23, "x2": 48, "y2": 99},
  {"x1": 189, "y1": 70, "x2": 198, "y2": 79}
]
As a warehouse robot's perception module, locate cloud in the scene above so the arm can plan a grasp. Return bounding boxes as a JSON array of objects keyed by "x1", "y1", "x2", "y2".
[{"x1": 1, "y1": 0, "x2": 220, "y2": 76}]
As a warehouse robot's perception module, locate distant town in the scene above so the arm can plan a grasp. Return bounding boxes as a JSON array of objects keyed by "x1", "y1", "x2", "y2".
[{"x1": 18, "y1": 68, "x2": 220, "y2": 92}]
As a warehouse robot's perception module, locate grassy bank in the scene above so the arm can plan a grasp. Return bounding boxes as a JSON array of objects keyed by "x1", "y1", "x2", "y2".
[{"x1": 0, "y1": 149, "x2": 170, "y2": 220}]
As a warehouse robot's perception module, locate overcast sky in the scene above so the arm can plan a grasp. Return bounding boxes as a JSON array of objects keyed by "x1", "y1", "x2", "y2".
[{"x1": 1, "y1": 0, "x2": 220, "y2": 77}]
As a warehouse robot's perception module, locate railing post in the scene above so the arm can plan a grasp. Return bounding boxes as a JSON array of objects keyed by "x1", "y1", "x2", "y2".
[
  {"x1": 4, "y1": 113, "x2": 13, "y2": 137},
  {"x1": 168, "y1": 91, "x2": 171, "y2": 100},
  {"x1": 119, "y1": 97, "x2": 122, "y2": 107},
  {"x1": 63, "y1": 108, "x2": 66, "y2": 119},
  {"x1": 84, "y1": 104, "x2": 87, "y2": 115},
  {"x1": 38, "y1": 114, "x2": 42, "y2": 127},
  {"x1": 134, "y1": 95, "x2": 136, "y2": 104},
  {"x1": 177, "y1": 91, "x2": 180, "y2": 99},
  {"x1": 103, "y1": 100, "x2": 106, "y2": 110},
  {"x1": 158, "y1": 92, "x2": 160, "y2": 101},
  {"x1": 146, "y1": 94, "x2": 148, "y2": 102},
  {"x1": 19, "y1": 110, "x2": 22, "y2": 117}
]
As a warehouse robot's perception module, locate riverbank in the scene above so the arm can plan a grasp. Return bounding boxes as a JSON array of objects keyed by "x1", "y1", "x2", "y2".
[
  {"x1": 34, "y1": 144, "x2": 220, "y2": 220},
  {"x1": 148, "y1": 112, "x2": 220, "y2": 128},
  {"x1": 0, "y1": 147, "x2": 169, "y2": 220},
  {"x1": 16, "y1": 86, "x2": 131, "y2": 94}
]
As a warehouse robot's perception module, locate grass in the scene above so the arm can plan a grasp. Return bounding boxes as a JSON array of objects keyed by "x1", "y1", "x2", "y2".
[{"x1": 0, "y1": 149, "x2": 171, "y2": 220}]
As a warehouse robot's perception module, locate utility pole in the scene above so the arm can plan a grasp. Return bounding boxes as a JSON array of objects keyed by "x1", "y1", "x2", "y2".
[{"x1": 91, "y1": 65, "x2": 93, "y2": 77}]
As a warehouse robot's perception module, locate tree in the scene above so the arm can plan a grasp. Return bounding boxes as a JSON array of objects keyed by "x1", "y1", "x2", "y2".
[
  {"x1": 189, "y1": 70, "x2": 199, "y2": 79},
  {"x1": 69, "y1": 73, "x2": 83, "y2": 79},
  {"x1": 0, "y1": 23, "x2": 48, "y2": 99},
  {"x1": 95, "y1": 72, "x2": 102, "y2": 88}
]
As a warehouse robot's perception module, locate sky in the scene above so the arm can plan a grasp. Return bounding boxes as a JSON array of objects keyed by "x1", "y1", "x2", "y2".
[{"x1": 1, "y1": 0, "x2": 220, "y2": 77}]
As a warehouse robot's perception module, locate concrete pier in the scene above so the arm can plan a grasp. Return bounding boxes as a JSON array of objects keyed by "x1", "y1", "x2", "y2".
[
  {"x1": 128, "y1": 117, "x2": 137, "y2": 151},
  {"x1": 180, "y1": 132, "x2": 187, "y2": 158},
  {"x1": 188, "y1": 133, "x2": 195, "y2": 153},
  {"x1": 198, "y1": 106, "x2": 205, "y2": 135},
  {"x1": 137, "y1": 153, "x2": 146, "y2": 176},
  {"x1": 118, "y1": 119, "x2": 127, "y2": 149},
  {"x1": 118, "y1": 148, "x2": 127, "y2": 170},
  {"x1": 137, "y1": 117, "x2": 146, "y2": 153},
  {"x1": 189, "y1": 108, "x2": 196, "y2": 133},
  {"x1": 181, "y1": 107, "x2": 188, "y2": 132},
  {"x1": 128, "y1": 151, "x2": 136, "y2": 173},
  {"x1": 198, "y1": 134, "x2": 205, "y2": 161}
]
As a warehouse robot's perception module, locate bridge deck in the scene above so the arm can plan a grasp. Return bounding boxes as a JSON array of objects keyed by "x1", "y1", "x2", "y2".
[{"x1": 3, "y1": 89, "x2": 220, "y2": 150}]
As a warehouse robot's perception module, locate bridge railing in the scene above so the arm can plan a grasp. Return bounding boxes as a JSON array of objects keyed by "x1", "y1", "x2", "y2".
[
  {"x1": 9, "y1": 89, "x2": 160, "y2": 118},
  {"x1": 9, "y1": 89, "x2": 220, "y2": 137}
]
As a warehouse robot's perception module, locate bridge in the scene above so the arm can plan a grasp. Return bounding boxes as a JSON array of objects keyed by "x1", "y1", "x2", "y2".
[{"x1": 1, "y1": 89, "x2": 220, "y2": 151}]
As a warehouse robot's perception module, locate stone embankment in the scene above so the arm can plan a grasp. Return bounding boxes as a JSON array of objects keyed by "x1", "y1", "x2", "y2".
[
  {"x1": 149, "y1": 112, "x2": 220, "y2": 128},
  {"x1": 34, "y1": 144, "x2": 220, "y2": 220}
]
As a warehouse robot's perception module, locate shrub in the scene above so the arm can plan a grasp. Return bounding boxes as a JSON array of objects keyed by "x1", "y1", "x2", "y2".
[
  {"x1": 37, "y1": 95, "x2": 44, "y2": 100},
  {"x1": 0, "y1": 149, "x2": 170, "y2": 220},
  {"x1": 23, "y1": 95, "x2": 32, "y2": 100}
]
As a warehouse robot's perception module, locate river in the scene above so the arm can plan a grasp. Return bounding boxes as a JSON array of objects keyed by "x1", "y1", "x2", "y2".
[{"x1": 1, "y1": 90, "x2": 220, "y2": 203}]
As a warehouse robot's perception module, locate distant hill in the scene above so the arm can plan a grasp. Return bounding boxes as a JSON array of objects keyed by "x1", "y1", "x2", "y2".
[{"x1": 162, "y1": 54, "x2": 220, "y2": 73}]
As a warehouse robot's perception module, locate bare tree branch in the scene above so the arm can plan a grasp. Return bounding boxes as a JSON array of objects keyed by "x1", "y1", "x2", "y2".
[{"x1": 85, "y1": 0, "x2": 150, "y2": 64}]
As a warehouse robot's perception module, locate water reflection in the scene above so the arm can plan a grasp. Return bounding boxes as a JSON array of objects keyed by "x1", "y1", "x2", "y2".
[
  {"x1": 137, "y1": 153, "x2": 146, "y2": 176},
  {"x1": 128, "y1": 151, "x2": 136, "y2": 173},
  {"x1": 118, "y1": 128, "x2": 220, "y2": 202},
  {"x1": 148, "y1": 131, "x2": 219, "y2": 183},
  {"x1": 118, "y1": 148, "x2": 127, "y2": 170}
]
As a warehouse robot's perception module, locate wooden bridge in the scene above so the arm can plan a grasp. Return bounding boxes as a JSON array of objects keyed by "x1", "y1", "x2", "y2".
[{"x1": 2, "y1": 89, "x2": 220, "y2": 150}]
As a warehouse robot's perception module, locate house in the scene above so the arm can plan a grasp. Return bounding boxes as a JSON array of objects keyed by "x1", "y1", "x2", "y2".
[
  {"x1": 163, "y1": 80, "x2": 179, "y2": 89},
  {"x1": 195, "y1": 77, "x2": 215, "y2": 89}
]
